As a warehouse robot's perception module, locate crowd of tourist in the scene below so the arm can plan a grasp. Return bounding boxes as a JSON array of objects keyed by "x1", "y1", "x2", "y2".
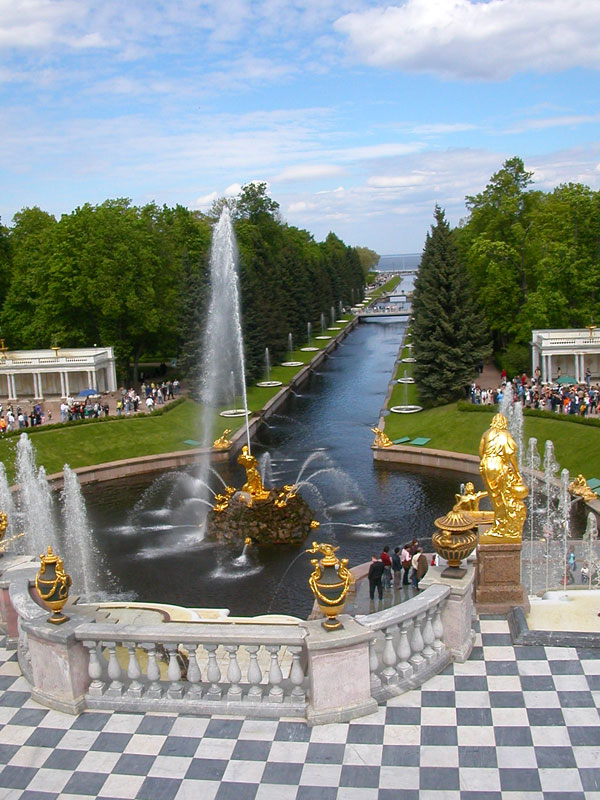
[
  {"x1": 368, "y1": 539, "x2": 432, "y2": 600},
  {"x1": 0, "y1": 403, "x2": 50, "y2": 433},
  {"x1": 469, "y1": 367, "x2": 600, "y2": 416}
]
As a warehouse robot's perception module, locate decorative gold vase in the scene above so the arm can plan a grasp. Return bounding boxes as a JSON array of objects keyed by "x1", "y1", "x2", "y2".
[
  {"x1": 306, "y1": 542, "x2": 353, "y2": 630},
  {"x1": 432, "y1": 510, "x2": 477, "y2": 579},
  {"x1": 35, "y1": 546, "x2": 72, "y2": 624}
]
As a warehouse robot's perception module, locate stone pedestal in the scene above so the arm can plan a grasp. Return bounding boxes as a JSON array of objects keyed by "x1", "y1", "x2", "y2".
[
  {"x1": 419, "y1": 565, "x2": 475, "y2": 662},
  {"x1": 475, "y1": 541, "x2": 530, "y2": 614},
  {"x1": 303, "y1": 616, "x2": 377, "y2": 725}
]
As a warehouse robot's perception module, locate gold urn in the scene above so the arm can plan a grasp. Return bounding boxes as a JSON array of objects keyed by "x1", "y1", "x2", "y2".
[
  {"x1": 35, "y1": 546, "x2": 72, "y2": 624},
  {"x1": 306, "y1": 542, "x2": 353, "y2": 631},
  {"x1": 432, "y1": 509, "x2": 477, "y2": 579}
]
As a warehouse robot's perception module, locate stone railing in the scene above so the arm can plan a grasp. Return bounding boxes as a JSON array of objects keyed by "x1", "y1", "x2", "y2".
[
  {"x1": 356, "y1": 584, "x2": 451, "y2": 701},
  {"x1": 0, "y1": 558, "x2": 475, "y2": 724}
]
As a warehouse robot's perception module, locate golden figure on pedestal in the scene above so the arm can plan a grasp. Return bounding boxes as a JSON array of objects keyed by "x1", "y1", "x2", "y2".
[
  {"x1": 453, "y1": 481, "x2": 494, "y2": 523},
  {"x1": 213, "y1": 485, "x2": 236, "y2": 513},
  {"x1": 213, "y1": 429, "x2": 232, "y2": 449},
  {"x1": 0, "y1": 511, "x2": 25, "y2": 554},
  {"x1": 478, "y1": 413, "x2": 528, "y2": 542},
  {"x1": 237, "y1": 445, "x2": 270, "y2": 501},
  {"x1": 569, "y1": 474, "x2": 598, "y2": 501},
  {"x1": 370, "y1": 427, "x2": 393, "y2": 448}
]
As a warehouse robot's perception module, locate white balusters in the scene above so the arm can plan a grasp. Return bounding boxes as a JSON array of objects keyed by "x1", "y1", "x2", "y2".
[
  {"x1": 84, "y1": 641, "x2": 105, "y2": 696},
  {"x1": 186, "y1": 645, "x2": 202, "y2": 699},
  {"x1": 245, "y1": 645, "x2": 263, "y2": 702},
  {"x1": 432, "y1": 604, "x2": 445, "y2": 655},
  {"x1": 422, "y1": 609, "x2": 435, "y2": 662},
  {"x1": 142, "y1": 642, "x2": 162, "y2": 699},
  {"x1": 204, "y1": 644, "x2": 222, "y2": 700},
  {"x1": 124, "y1": 642, "x2": 143, "y2": 698},
  {"x1": 409, "y1": 614, "x2": 425, "y2": 669},
  {"x1": 225, "y1": 645, "x2": 242, "y2": 701},
  {"x1": 266, "y1": 645, "x2": 284, "y2": 702},
  {"x1": 105, "y1": 642, "x2": 123, "y2": 696},
  {"x1": 395, "y1": 621, "x2": 413, "y2": 680},
  {"x1": 368, "y1": 637, "x2": 382, "y2": 692},
  {"x1": 381, "y1": 626, "x2": 399, "y2": 685},
  {"x1": 288, "y1": 645, "x2": 306, "y2": 703},
  {"x1": 166, "y1": 643, "x2": 184, "y2": 699}
]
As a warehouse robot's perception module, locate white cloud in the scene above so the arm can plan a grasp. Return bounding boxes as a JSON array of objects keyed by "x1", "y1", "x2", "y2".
[
  {"x1": 335, "y1": 0, "x2": 600, "y2": 81},
  {"x1": 273, "y1": 164, "x2": 345, "y2": 182},
  {"x1": 195, "y1": 191, "x2": 218, "y2": 208},
  {"x1": 505, "y1": 113, "x2": 600, "y2": 134},
  {"x1": 367, "y1": 173, "x2": 428, "y2": 188}
]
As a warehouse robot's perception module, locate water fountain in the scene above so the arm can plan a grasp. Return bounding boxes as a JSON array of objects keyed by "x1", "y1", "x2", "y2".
[
  {"x1": 315, "y1": 313, "x2": 332, "y2": 341},
  {"x1": 281, "y1": 333, "x2": 303, "y2": 367},
  {"x1": 60, "y1": 465, "x2": 96, "y2": 598},
  {"x1": 328, "y1": 306, "x2": 340, "y2": 332},
  {"x1": 203, "y1": 209, "x2": 251, "y2": 446},
  {"x1": 15, "y1": 434, "x2": 57, "y2": 558},
  {"x1": 301, "y1": 322, "x2": 318, "y2": 352},
  {"x1": 256, "y1": 348, "x2": 282, "y2": 388}
]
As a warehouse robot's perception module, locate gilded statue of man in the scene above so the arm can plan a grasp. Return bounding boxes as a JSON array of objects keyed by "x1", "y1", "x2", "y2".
[
  {"x1": 478, "y1": 413, "x2": 528, "y2": 540},
  {"x1": 237, "y1": 445, "x2": 270, "y2": 500}
]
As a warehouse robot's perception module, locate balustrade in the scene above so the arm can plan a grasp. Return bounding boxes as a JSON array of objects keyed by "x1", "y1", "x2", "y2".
[{"x1": 75, "y1": 622, "x2": 308, "y2": 716}]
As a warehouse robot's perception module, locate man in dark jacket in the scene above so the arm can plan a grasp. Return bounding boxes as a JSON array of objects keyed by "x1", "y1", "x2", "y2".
[
  {"x1": 411, "y1": 548, "x2": 429, "y2": 590},
  {"x1": 368, "y1": 555, "x2": 385, "y2": 600}
]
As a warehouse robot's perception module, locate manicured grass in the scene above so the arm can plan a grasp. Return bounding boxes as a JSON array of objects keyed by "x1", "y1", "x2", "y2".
[
  {"x1": 383, "y1": 402, "x2": 600, "y2": 478},
  {"x1": 368, "y1": 276, "x2": 402, "y2": 300}
]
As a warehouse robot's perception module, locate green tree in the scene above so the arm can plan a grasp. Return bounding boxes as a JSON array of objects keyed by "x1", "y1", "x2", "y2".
[
  {"x1": 355, "y1": 246, "x2": 380, "y2": 279},
  {"x1": 412, "y1": 206, "x2": 491, "y2": 405}
]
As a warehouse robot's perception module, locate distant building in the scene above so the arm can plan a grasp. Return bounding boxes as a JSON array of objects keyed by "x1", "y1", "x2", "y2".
[
  {"x1": 531, "y1": 328, "x2": 599, "y2": 383},
  {"x1": 0, "y1": 345, "x2": 117, "y2": 400}
]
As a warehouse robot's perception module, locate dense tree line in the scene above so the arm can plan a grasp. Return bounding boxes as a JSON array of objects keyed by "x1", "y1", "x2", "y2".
[
  {"x1": 456, "y1": 157, "x2": 600, "y2": 374},
  {"x1": 0, "y1": 184, "x2": 367, "y2": 386}
]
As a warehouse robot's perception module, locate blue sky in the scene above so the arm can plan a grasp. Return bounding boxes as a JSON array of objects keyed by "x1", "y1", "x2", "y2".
[{"x1": 1, "y1": 0, "x2": 599, "y2": 253}]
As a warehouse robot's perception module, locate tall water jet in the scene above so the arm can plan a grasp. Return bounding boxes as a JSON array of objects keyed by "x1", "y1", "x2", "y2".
[
  {"x1": 558, "y1": 468, "x2": 571, "y2": 590},
  {"x1": 583, "y1": 513, "x2": 598, "y2": 588},
  {"x1": 0, "y1": 462, "x2": 17, "y2": 544},
  {"x1": 526, "y1": 437, "x2": 541, "y2": 596},
  {"x1": 256, "y1": 348, "x2": 282, "y2": 388},
  {"x1": 15, "y1": 434, "x2": 57, "y2": 558},
  {"x1": 200, "y1": 206, "x2": 251, "y2": 450},
  {"x1": 543, "y1": 440, "x2": 560, "y2": 530},
  {"x1": 61, "y1": 465, "x2": 95, "y2": 598}
]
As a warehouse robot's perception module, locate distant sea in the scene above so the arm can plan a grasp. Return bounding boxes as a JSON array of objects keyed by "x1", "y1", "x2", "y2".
[{"x1": 377, "y1": 253, "x2": 421, "y2": 271}]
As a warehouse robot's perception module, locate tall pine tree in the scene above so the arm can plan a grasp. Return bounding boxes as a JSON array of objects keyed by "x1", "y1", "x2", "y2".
[{"x1": 412, "y1": 206, "x2": 491, "y2": 406}]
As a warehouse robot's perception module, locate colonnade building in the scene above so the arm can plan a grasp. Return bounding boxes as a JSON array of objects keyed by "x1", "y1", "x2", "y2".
[
  {"x1": 0, "y1": 345, "x2": 117, "y2": 400},
  {"x1": 531, "y1": 328, "x2": 600, "y2": 383}
]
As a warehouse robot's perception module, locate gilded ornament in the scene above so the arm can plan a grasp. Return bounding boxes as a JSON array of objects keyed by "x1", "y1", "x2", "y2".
[
  {"x1": 432, "y1": 509, "x2": 477, "y2": 577},
  {"x1": 478, "y1": 413, "x2": 528, "y2": 543},
  {"x1": 213, "y1": 429, "x2": 232, "y2": 449},
  {"x1": 453, "y1": 481, "x2": 494, "y2": 523},
  {"x1": 370, "y1": 427, "x2": 393, "y2": 448},
  {"x1": 35, "y1": 546, "x2": 72, "y2": 624},
  {"x1": 237, "y1": 445, "x2": 270, "y2": 501},
  {"x1": 306, "y1": 541, "x2": 353, "y2": 630},
  {"x1": 569, "y1": 474, "x2": 598, "y2": 502}
]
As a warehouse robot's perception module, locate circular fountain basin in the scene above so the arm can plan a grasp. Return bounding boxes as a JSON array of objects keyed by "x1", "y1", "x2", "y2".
[
  {"x1": 327, "y1": 327, "x2": 341, "y2": 331},
  {"x1": 300, "y1": 346, "x2": 319, "y2": 352},
  {"x1": 396, "y1": 377, "x2": 415, "y2": 384},
  {"x1": 336, "y1": 319, "x2": 347, "y2": 323},
  {"x1": 402, "y1": 357, "x2": 416, "y2": 363},
  {"x1": 281, "y1": 361, "x2": 304, "y2": 367},
  {"x1": 390, "y1": 405, "x2": 423, "y2": 414},
  {"x1": 315, "y1": 336, "x2": 332, "y2": 340},
  {"x1": 256, "y1": 381, "x2": 283, "y2": 387},
  {"x1": 220, "y1": 408, "x2": 251, "y2": 418},
  {"x1": 528, "y1": 589, "x2": 600, "y2": 633}
]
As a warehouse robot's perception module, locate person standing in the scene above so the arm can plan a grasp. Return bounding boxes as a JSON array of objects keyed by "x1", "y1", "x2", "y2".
[
  {"x1": 411, "y1": 548, "x2": 429, "y2": 590},
  {"x1": 380, "y1": 546, "x2": 392, "y2": 590},
  {"x1": 401, "y1": 543, "x2": 412, "y2": 585},
  {"x1": 391, "y1": 547, "x2": 402, "y2": 589},
  {"x1": 368, "y1": 555, "x2": 385, "y2": 600}
]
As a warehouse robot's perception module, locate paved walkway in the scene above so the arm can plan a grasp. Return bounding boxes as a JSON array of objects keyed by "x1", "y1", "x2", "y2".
[{"x1": 0, "y1": 617, "x2": 598, "y2": 799}]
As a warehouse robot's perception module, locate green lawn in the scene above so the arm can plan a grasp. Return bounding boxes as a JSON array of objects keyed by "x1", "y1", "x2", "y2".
[{"x1": 383, "y1": 402, "x2": 600, "y2": 478}]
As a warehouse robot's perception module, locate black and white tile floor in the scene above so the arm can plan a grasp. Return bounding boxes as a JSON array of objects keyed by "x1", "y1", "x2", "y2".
[{"x1": 0, "y1": 617, "x2": 599, "y2": 799}]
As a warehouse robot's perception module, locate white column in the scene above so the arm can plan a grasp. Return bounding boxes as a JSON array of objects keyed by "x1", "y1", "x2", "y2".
[
  {"x1": 87, "y1": 370, "x2": 93, "y2": 388},
  {"x1": 531, "y1": 344, "x2": 539, "y2": 377},
  {"x1": 64, "y1": 372, "x2": 70, "y2": 397},
  {"x1": 60, "y1": 372, "x2": 65, "y2": 397},
  {"x1": 8, "y1": 374, "x2": 16, "y2": 400},
  {"x1": 32, "y1": 373, "x2": 38, "y2": 398},
  {"x1": 548, "y1": 354, "x2": 553, "y2": 381},
  {"x1": 37, "y1": 372, "x2": 44, "y2": 399}
]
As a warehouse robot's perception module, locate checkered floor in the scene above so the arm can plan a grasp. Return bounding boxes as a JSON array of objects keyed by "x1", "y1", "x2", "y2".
[{"x1": 0, "y1": 617, "x2": 599, "y2": 799}]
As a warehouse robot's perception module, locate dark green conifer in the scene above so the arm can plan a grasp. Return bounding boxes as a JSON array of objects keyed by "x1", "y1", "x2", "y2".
[{"x1": 412, "y1": 206, "x2": 491, "y2": 406}]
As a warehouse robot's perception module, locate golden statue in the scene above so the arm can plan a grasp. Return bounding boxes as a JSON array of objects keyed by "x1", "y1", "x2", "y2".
[
  {"x1": 478, "y1": 413, "x2": 528, "y2": 541},
  {"x1": 237, "y1": 445, "x2": 270, "y2": 501},
  {"x1": 213, "y1": 429, "x2": 232, "y2": 449},
  {"x1": 453, "y1": 481, "x2": 494, "y2": 522},
  {"x1": 569, "y1": 474, "x2": 598, "y2": 502},
  {"x1": 212, "y1": 485, "x2": 236, "y2": 513},
  {"x1": 371, "y1": 427, "x2": 393, "y2": 448}
]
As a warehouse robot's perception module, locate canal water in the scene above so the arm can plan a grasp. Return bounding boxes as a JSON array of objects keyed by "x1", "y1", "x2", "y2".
[{"x1": 85, "y1": 318, "x2": 458, "y2": 618}]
